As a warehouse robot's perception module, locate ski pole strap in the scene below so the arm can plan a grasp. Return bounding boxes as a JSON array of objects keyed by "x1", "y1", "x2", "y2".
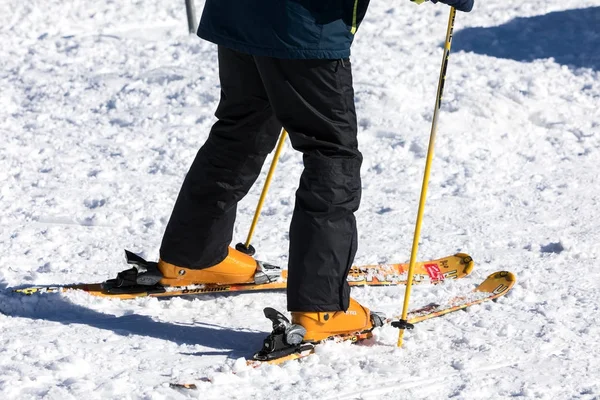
[{"x1": 391, "y1": 320, "x2": 415, "y2": 330}]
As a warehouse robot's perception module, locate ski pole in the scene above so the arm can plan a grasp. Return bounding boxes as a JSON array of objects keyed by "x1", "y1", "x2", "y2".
[
  {"x1": 236, "y1": 129, "x2": 288, "y2": 256},
  {"x1": 184, "y1": 0, "x2": 197, "y2": 34},
  {"x1": 396, "y1": 7, "x2": 457, "y2": 347}
]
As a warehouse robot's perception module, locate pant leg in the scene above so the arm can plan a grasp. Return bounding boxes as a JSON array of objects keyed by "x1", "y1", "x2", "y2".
[
  {"x1": 160, "y1": 47, "x2": 281, "y2": 269},
  {"x1": 254, "y1": 57, "x2": 361, "y2": 312}
]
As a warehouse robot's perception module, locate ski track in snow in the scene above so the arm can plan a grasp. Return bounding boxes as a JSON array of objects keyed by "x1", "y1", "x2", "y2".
[{"x1": 1, "y1": 0, "x2": 600, "y2": 399}]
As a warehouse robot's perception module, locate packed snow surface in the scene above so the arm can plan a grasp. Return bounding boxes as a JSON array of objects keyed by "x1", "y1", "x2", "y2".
[{"x1": 1, "y1": 0, "x2": 599, "y2": 398}]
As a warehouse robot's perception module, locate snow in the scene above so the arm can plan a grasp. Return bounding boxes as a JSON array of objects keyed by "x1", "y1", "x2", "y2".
[{"x1": 1, "y1": 0, "x2": 599, "y2": 398}]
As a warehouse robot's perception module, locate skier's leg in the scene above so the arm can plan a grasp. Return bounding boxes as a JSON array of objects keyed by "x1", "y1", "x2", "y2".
[
  {"x1": 159, "y1": 47, "x2": 280, "y2": 285},
  {"x1": 254, "y1": 56, "x2": 373, "y2": 338}
]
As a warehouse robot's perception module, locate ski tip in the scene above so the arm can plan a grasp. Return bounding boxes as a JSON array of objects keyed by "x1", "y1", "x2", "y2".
[
  {"x1": 476, "y1": 271, "x2": 517, "y2": 296},
  {"x1": 492, "y1": 270, "x2": 517, "y2": 283},
  {"x1": 485, "y1": 270, "x2": 516, "y2": 281}
]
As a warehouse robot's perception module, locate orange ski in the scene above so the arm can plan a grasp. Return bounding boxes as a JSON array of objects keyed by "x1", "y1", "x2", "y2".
[
  {"x1": 254, "y1": 271, "x2": 516, "y2": 366},
  {"x1": 13, "y1": 253, "x2": 473, "y2": 300}
]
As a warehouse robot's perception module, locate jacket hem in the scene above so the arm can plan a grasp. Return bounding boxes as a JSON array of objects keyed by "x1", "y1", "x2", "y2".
[{"x1": 197, "y1": 28, "x2": 351, "y2": 60}]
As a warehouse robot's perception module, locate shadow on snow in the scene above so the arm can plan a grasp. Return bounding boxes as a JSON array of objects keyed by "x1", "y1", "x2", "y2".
[
  {"x1": 0, "y1": 288, "x2": 266, "y2": 358},
  {"x1": 453, "y1": 7, "x2": 600, "y2": 71}
]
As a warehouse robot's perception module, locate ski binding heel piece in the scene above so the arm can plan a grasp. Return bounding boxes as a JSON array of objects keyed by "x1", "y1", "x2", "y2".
[
  {"x1": 102, "y1": 251, "x2": 165, "y2": 294},
  {"x1": 124, "y1": 250, "x2": 163, "y2": 286},
  {"x1": 253, "y1": 308, "x2": 308, "y2": 361}
]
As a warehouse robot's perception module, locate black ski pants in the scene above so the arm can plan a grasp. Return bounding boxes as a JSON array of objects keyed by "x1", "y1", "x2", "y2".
[{"x1": 160, "y1": 47, "x2": 361, "y2": 312}]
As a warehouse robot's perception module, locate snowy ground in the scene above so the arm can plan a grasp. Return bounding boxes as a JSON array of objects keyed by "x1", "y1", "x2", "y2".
[{"x1": 1, "y1": 0, "x2": 599, "y2": 398}]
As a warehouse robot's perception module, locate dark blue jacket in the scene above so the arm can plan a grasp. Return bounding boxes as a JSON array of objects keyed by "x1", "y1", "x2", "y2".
[
  {"x1": 431, "y1": 0, "x2": 474, "y2": 13},
  {"x1": 197, "y1": 0, "x2": 474, "y2": 60},
  {"x1": 197, "y1": 0, "x2": 370, "y2": 59}
]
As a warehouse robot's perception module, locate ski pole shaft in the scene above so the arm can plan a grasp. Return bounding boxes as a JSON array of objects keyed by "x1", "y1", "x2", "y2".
[
  {"x1": 397, "y1": 7, "x2": 457, "y2": 347},
  {"x1": 243, "y1": 129, "x2": 288, "y2": 250},
  {"x1": 184, "y1": 0, "x2": 197, "y2": 34}
]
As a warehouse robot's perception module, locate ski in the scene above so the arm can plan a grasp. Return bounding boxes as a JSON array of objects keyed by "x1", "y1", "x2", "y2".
[
  {"x1": 12, "y1": 252, "x2": 473, "y2": 300},
  {"x1": 170, "y1": 270, "x2": 515, "y2": 389},
  {"x1": 250, "y1": 270, "x2": 516, "y2": 366}
]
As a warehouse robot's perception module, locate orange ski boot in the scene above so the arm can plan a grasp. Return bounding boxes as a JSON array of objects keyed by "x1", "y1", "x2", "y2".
[
  {"x1": 157, "y1": 247, "x2": 259, "y2": 286},
  {"x1": 291, "y1": 298, "x2": 380, "y2": 342}
]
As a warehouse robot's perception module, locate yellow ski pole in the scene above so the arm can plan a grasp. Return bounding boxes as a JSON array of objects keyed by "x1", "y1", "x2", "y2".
[
  {"x1": 395, "y1": 7, "x2": 457, "y2": 347},
  {"x1": 236, "y1": 129, "x2": 288, "y2": 255}
]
